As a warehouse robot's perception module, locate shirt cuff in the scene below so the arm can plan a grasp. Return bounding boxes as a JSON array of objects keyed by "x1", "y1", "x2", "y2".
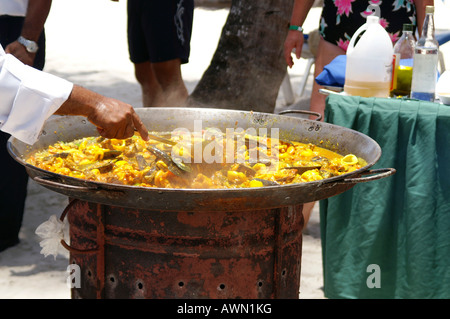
[{"x1": 0, "y1": 54, "x2": 73, "y2": 144}]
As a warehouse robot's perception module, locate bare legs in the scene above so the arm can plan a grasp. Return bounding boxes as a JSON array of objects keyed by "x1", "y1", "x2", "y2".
[
  {"x1": 309, "y1": 38, "x2": 346, "y2": 119},
  {"x1": 302, "y1": 38, "x2": 346, "y2": 228},
  {"x1": 134, "y1": 58, "x2": 189, "y2": 107}
]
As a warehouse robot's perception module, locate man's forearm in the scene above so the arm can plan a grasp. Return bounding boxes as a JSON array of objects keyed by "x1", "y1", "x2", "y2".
[
  {"x1": 54, "y1": 85, "x2": 101, "y2": 117},
  {"x1": 21, "y1": 0, "x2": 53, "y2": 42}
]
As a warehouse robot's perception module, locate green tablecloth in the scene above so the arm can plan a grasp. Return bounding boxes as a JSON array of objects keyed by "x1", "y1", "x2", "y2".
[{"x1": 321, "y1": 94, "x2": 450, "y2": 299}]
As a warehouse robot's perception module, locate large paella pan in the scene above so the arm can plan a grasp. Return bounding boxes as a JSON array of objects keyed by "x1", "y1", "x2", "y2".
[{"x1": 7, "y1": 107, "x2": 395, "y2": 211}]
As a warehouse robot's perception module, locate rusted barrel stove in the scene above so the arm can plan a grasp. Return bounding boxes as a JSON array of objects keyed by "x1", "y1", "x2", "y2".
[{"x1": 63, "y1": 199, "x2": 304, "y2": 299}]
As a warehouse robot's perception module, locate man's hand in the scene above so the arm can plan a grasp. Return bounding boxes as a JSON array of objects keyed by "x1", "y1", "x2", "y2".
[
  {"x1": 4, "y1": 41, "x2": 35, "y2": 66},
  {"x1": 89, "y1": 97, "x2": 149, "y2": 141},
  {"x1": 55, "y1": 85, "x2": 149, "y2": 141}
]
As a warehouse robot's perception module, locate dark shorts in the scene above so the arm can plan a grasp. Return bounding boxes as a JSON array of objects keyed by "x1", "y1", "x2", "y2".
[
  {"x1": 0, "y1": 15, "x2": 46, "y2": 70},
  {"x1": 319, "y1": 0, "x2": 417, "y2": 51},
  {"x1": 127, "y1": 0, "x2": 194, "y2": 64}
]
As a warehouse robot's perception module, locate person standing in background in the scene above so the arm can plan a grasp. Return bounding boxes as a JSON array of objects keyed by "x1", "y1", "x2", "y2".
[
  {"x1": 1, "y1": 0, "x2": 50, "y2": 70},
  {"x1": 0, "y1": 0, "x2": 53, "y2": 252},
  {"x1": 122, "y1": 0, "x2": 194, "y2": 107}
]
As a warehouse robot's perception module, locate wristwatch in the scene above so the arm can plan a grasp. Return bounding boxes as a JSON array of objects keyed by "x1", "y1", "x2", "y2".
[{"x1": 17, "y1": 36, "x2": 39, "y2": 53}]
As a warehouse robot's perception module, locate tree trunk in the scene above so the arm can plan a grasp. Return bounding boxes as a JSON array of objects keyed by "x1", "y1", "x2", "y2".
[{"x1": 187, "y1": 0, "x2": 294, "y2": 113}]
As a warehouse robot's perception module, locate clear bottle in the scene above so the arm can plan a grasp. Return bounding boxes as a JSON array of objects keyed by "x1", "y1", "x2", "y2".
[
  {"x1": 390, "y1": 24, "x2": 415, "y2": 97},
  {"x1": 410, "y1": 6, "x2": 439, "y2": 101}
]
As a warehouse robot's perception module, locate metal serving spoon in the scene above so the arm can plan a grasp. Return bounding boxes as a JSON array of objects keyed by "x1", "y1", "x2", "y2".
[{"x1": 147, "y1": 133, "x2": 177, "y2": 146}]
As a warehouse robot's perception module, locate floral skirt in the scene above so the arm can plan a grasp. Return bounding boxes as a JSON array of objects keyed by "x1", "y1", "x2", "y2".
[{"x1": 319, "y1": 0, "x2": 417, "y2": 51}]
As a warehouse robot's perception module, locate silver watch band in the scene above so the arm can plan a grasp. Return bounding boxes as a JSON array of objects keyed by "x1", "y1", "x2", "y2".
[{"x1": 17, "y1": 36, "x2": 39, "y2": 53}]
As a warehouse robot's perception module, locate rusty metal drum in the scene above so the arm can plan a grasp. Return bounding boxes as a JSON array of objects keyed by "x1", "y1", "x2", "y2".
[{"x1": 64, "y1": 199, "x2": 304, "y2": 299}]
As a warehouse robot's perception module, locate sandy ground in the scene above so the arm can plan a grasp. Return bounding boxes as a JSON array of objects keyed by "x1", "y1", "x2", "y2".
[{"x1": 1, "y1": 0, "x2": 449, "y2": 300}]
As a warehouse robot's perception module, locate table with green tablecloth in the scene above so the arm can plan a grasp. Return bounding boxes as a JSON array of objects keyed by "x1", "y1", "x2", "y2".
[{"x1": 321, "y1": 94, "x2": 450, "y2": 299}]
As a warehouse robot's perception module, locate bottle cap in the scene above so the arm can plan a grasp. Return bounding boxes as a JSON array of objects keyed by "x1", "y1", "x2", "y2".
[
  {"x1": 366, "y1": 15, "x2": 379, "y2": 24},
  {"x1": 425, "y1": 6, "x2": 434, "y2": 14},
  {"x1": 403, "y1": 24, "x2": 413, "y2": 32}
]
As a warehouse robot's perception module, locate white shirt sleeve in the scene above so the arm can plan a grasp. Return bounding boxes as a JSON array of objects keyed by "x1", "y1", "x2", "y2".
[{"x1": 0, "y1": 46, "x2": 73, "y2": 145}]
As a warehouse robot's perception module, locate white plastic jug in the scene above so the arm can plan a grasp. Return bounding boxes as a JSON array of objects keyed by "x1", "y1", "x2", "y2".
[{"x1": 344, "y1": 16, "x2": 394, "y2": 97}]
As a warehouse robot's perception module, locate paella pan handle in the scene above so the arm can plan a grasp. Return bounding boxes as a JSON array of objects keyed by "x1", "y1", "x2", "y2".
[
  {"x1": 278, "y1": 109, "x2": 322, "y2": 121},
  {"x1": 333, "y1": 168, "x2": 396, "y2": 184},
  {"x1": 32, "y1": 175, "x2": 100, "y2": 192},
  {"x1": 31, "y1": 175, "x2": 125, "y2": 196},
  {"x1": 59, "y1": 198, "x2": 98, "y2": 254}
]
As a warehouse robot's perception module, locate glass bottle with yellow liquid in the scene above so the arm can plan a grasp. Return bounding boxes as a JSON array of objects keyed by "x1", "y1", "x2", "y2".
[{"x1": 391, "y1": 24, "x2": 415, "y2": 97}]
